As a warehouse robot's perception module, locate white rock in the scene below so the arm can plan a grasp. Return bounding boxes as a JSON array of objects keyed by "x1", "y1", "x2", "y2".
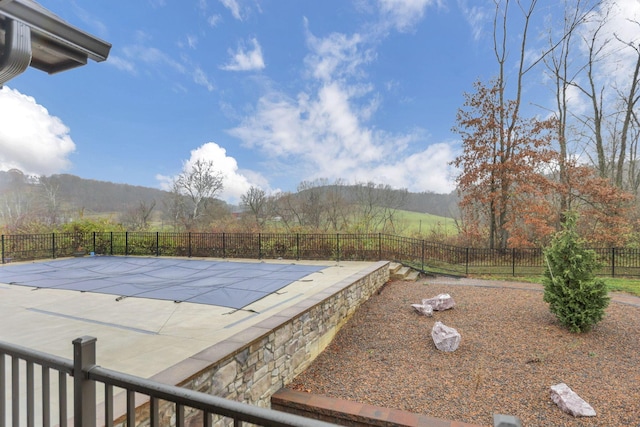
[
  {"x1": 423, "y1": 293, "x2": 456, "y2": 311},
  {"x1": 550, "y1": 383, "x2": 596, "y2": 417},
  {"x1": 411, "y1": 303, "x2": 433, "y2": 317},
  {"x1": 431, "y1": 321, "x2": 461, "y2": 352}
]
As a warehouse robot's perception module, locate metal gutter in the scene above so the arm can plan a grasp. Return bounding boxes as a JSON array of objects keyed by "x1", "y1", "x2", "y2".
[
  {"x1": 0, "y1": 0, "x2": 110, "y2": 73},
  {"x1": 0, "y1": 18, "x2": 31, "y2": 86}
]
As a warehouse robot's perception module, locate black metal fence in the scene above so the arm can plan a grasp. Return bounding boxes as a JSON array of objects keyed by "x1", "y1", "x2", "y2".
[{"x1": 1, "y1": 231, "x2": 639, "y2": 277}]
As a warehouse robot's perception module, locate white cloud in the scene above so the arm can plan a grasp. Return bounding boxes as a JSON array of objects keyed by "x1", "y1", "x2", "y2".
[
  {"x1": 0, "y1": 87, "x2": 76, "y2": 176},
  {"x1": 156, "y1": 142, "x2": 261, "y2": 204},
  {"x1": 107, "y1": 55, "x2": 136, "y2": 74},
  {"x1": 361, "y1": 142, "x2": 458, "y2": 193},
  {"x1": 457, "y1": 1, "x2": 490, "y2": 41},
  {"x1": 228, "y1": 81, "x2": 457, "y2": 193},
  {"x1": 186, "y1": 34, "x2": 198, "y2": 49},
  {"x1": 582, "y1": 0, "x2": 640, "y2": 88},
  {"x1": 122, "y1": 44, "x2": 186, "y2": 74},
  {"x1": 377, "y1": 0, "x2": 440, "y2": 32},
  {"x1": 219, "y1": 0, "x2": 242, "y2": 21},
  {"x1": 193, "y1": 67, "x2": 215, "y2": 91},
  {"x1": 208, "y1": 14, "x2": 222, "y2": 27},
  {"x1": 304, "y1": 24, "x2": 374, "y2": 81},
  {"x1": 221, "y1": 38, "x2": 265, "y2": 71},
  {"x1": 227, "y1": 8, "x2": 458, "y2": 195},
  {"x1": 116, "y1": 35, "x2": 214, "y2": 91}
]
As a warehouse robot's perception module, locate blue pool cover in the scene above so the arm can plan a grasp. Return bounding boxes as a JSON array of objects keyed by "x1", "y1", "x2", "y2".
[{"x1": 0, "y1": 257, "x2": 325, "y2": 309}]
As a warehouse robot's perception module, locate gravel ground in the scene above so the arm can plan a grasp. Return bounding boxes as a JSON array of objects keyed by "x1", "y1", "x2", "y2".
[{"x1": 287, "y1": 277, "x2": 640, "y2": 427}]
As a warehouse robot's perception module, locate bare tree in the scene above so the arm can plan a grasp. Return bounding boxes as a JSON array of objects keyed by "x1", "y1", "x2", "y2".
[
  {"x1": 120, "y1": 200, "x2": 156, "y2": 231},
  {"x1": 36, "y1": 175, "x2": 62, "y2": 226},
  {"x1": 352, "y1": 182, "x2": 407, "y2": 233},
  {"x1": 270, "y1": 191, "x2": 302, "y2": 231},
  {"x1": 613, "y1": 23, "x2": 640, "y2": 189},
  {"x1": 296, "y1": 180, "x2": 326, "y2": 230},
  {"x1": 544, "y1": 0, "x2": 600, "y2": 220},
  {"x1": 171, "y1": 159, "x2": 224, "y2": 230},
  {"x1": 324, "y1": 179, "x2": 350, "y2": 231},
  {"x1": 0, "y1": 169, "x2": 36, "y2": 232},
  {"x1": 241, "y1": 186, "x2": 267, "y2": 228}
]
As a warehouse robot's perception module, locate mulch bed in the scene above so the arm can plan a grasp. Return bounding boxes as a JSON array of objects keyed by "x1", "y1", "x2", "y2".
[{"x1": 287, "y1": 277, "x2": 640, "y2": 427}]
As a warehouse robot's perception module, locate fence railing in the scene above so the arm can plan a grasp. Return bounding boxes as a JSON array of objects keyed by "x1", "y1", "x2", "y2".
[
  {"x1": 2, "y1": 231, "x2": 640, "y2": 277},
  {"x1": 0, "y1": 336, "x2": 340, "y2": 427}
]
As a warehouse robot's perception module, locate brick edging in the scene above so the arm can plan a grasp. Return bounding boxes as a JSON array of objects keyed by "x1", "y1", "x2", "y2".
[{"x1": 271, "y1": 388, "x2": 484, "y2": 427}]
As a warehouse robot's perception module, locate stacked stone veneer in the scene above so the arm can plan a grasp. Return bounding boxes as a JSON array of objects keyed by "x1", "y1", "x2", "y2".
[{"x1": 113, "y1": 261, "x2": 389, "y2": 426}]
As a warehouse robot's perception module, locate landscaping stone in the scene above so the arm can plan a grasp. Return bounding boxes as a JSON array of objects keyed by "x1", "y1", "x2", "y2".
[
  {"x1": 423, "y1": 293, "x2": 456, "y2": 311},
  {"x1": 411, "y1": 302, "x2": 433, "y2": 316},
  {"x1": 550, "y1": 383, "x2": 596, "y2": 417},
  {"x1": 431, "y1": 321, "x2": 460, "y2": 352},
  {"x1": 493, "y1": 414, "x2": 522, "y2": 427}
]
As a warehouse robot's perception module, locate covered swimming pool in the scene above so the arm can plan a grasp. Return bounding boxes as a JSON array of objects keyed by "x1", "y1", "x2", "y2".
[{"x1": 0, "y1": 256, "x2": 325, "y2": 309}]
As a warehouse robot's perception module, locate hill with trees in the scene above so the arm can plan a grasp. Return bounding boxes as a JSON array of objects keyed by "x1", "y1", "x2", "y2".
[{"x1": 0, "y1": 170, "x2": 458, "y2": 235}]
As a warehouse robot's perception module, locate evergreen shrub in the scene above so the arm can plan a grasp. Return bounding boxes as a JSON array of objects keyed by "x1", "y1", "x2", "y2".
[{"x1": 542, "y1": 212, "x2": 610, "y2": 333}]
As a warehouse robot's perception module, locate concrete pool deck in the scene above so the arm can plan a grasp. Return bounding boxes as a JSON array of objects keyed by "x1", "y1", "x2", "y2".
[{"x1": 0, "y1": 257, "x2": 381, "y2": 379}]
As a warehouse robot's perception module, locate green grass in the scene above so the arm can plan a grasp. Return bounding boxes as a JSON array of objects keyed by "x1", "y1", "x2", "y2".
[
  {"x1": 396, "y1": 210, "x2": 457, "y2": 235},
  {"x1": 468, "y1": 274, "x2": 640, "y2": 297},
  {"x1": 603, "y1": 278, "x2": 640, "y2": 296}
]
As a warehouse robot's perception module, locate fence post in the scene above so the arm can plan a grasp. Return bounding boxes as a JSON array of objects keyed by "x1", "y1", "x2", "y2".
[
  {"x1": 465, "y1": 247, "x2": 469, "y2": 276},
  {"x1": 110, "y1": 232, "x2": 113, "y2": 255},
  {"x1": 125, "y1": 232, "x2": 129, "y2": 256},
  {"x1": 222, "y1": 233, "x2": 226, "y2": 259},
  {"x1": 296, "y1": 233, "x2": 300, "y2": 260},
  {"x1": 421, "y1": 240, "x2": 425, "y2": 271},
  {"x1": 92, "y1": 232, "x2": 96, "y2": 254},
  {"x1": 612, "y1": 247, "x2": 615, "y2": 278},
  {"x1": 378, "y1": 233, "x2": 382, "y2": 261},
  {"x1": 73, "y1": 336, "x2": 97, "y2": 427},
  {"x1": 188, "y1": 232, "x2": 192, "y2": 258},
  {"x1": 156, "y1": 232, "x2": 160, "y2": 257},
  {"x1": 1, "y1": 234, "x2": 4, "y2": 264},
  {"x1": 512, "y1": 248, "x2": 516, "y2": 277},
  {"x1": 52, "y1": 232, "x2": 56, "y2": 259},
  {"x1": 336, "y1": 233, "x2": 340, "y2": 262},
  {"x1": 258, "y1": 233, "x2": 262, "y2": 259}
]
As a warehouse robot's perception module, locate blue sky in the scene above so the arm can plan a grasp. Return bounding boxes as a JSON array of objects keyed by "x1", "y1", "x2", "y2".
[{"x1": 1, "y1": 0, "x2": 637, "y2": 204}]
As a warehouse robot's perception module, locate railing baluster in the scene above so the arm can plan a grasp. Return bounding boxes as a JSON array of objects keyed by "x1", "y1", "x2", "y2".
[
  {"x1": 104, "y1": 384, "x2": 113, "y2": 427},
  {"x1": 1, "y1": 354, "x2": 5, "y2": 427},
  {"x1": 43, "y1": 366, "x2": 50, "y2": 427},
  {"x1": 26, "y1": 361, "x2": 34, "y2": 427},
  {"x1": 58, "y1": 371, "x2": 67, "y2": 427},
  {"x1": 176, "y1": 403, "x2": 184, "y2": 427},
  {"x1": 150, "y1": 396, "x2": 159, "y2": 427},
  {"x1": 12, "y1": 357, "x2": 19, "y2": 427},
  {"x1": 126, "y1": 390, "x2": 135, "y2": 426},
  {"x1": 203, "y1": 410, "x2": 212, "y2": 427}
]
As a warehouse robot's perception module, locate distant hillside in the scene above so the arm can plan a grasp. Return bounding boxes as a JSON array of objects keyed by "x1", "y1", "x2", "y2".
[
  {"x1": 296, "y1": 184, "x2": 459, "y2": 218},
  {"x1": 48, "y1": 174, "x2": 169, "y2": 213},
  {"x1": 403, "y1": 191, "x2": 459, "y2": 218},
  {"x1": 0, "y1": 171, "x2": 170, "y2": 214},
  {"x1": 0, "y1": 171, "x2": 459, "y2": 219}
]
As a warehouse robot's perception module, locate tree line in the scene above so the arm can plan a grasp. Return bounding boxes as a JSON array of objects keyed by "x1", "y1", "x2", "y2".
[
  {"x1": 0, "y1": 167, "x2": 456, "y2": 237},
  {"x1": 452, "y1": 0, "x2": 640, "y2": 249}
]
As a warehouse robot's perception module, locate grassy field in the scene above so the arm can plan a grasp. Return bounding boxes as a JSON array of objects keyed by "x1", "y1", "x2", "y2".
[
  {"x1": 470, "y1": 274, "x2": 640, "y2": 297},
  {"x1": 396, "y1": 210, "x2": 458, "y2": 235}
]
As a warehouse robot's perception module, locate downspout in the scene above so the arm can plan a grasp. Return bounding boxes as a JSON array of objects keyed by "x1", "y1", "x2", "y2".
[{"x1": 0, "y1": 18, "x2": 32, "y2": 86}]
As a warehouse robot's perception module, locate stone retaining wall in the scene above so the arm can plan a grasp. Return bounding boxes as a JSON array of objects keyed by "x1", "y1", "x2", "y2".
[{"x1": 114, "y1": 261, "x2": 389, "y2": 426}]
